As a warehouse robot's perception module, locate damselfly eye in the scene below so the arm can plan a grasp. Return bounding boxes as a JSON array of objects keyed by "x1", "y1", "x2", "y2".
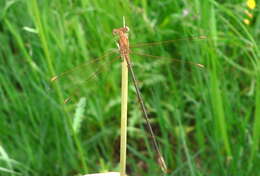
[
  {"x1": 125, "y1": 26, "x2": 130, "y2": 32},
  {"x1": 112, "y1": 29, "x2": 118, "y2": 35}
]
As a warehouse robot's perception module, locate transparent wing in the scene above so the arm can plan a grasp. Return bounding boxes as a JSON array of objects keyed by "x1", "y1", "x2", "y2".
[
  {"x1": 50, "y1": 50, "x2": 117, "y2": 82},
  {"x1": 130, "y1": 52, "x2": 204, "y2": 68},
  {"x1": 61, "y1": 56, "x2": 121, "y2": 104},
  {"x1": 50, "y1": 51, "x2": 120, "y2": 103},
  {"x1": 130, "y1": 35, "x2": 207, "y2": 48}
]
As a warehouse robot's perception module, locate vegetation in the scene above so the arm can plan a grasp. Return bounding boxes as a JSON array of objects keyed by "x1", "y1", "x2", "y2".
[{"x1": 0, "y1": 0, "x2": 259, "y2": 175}]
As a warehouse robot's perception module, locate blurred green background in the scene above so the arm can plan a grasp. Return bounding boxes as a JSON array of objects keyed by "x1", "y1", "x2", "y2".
[{"x1": 0, "y1": 0, "x2": 259, "y2": 175}]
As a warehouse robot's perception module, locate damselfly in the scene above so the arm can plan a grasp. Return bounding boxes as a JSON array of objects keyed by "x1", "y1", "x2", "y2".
[{"x1": 51, "y1": 25, "x2": 206, "y2": 173}]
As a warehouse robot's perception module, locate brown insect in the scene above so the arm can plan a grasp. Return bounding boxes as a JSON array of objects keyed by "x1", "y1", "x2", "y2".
[{"x1": 51, "y1": 24, "x2": 206, "y2": 174}]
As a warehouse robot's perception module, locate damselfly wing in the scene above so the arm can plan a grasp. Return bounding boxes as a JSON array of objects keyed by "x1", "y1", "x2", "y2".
[{"x1": 51, "y1": 35, "x2": 206, "y2": 103}]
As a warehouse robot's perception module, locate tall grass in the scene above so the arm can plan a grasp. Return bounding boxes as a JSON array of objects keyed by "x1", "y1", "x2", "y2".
[{"x1": 0, "y1": 0, "x2": 259, "y2": 175}]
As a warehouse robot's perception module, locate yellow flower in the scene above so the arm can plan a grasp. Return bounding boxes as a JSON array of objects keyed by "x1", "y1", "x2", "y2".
[
  {"x1": 247, "y1": 0, "x2": 256, "y2": 9},
  {"x1": 243, "y1": 19, "x2": 250, "y2": 25}
]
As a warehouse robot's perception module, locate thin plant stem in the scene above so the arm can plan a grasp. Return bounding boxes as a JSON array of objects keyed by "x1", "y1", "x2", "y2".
[
  {"x1": 120, "y1": 56, "x2": 128, "y2": 176},
  {"x1": 120, "y1": 16, "x2": 128, "y2": 176}
]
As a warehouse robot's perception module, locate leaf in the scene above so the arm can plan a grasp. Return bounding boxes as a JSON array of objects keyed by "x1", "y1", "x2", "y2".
[{"x1": 0, "y1": 144, "x2": 20, "y2": 175}]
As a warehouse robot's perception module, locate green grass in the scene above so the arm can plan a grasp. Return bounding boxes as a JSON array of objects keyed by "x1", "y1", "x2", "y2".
[{"x1": 1, "y1": 0, "x2": 259, "y2": 175}]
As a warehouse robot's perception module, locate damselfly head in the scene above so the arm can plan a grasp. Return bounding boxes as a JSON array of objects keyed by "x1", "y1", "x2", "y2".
[
  {"x1": 113, "y1": 27, "x2": 129, "y2": 35},
  {"x1": 125, "y1": 26, "x2": 130, "y2": 32}
]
